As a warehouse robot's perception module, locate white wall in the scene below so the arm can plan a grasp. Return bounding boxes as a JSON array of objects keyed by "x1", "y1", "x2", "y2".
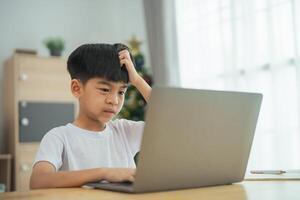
[{"x1": 0, "y1": 0, "x2": 150, "y2": 153}]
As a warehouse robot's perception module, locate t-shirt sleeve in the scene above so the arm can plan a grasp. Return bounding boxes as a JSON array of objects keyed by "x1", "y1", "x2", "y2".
[
  {"x1": 121, "y1": 119, "x2": 145, "y2": 156},
  {"x1": 33, "y1": 128, "x2": 64, "y2": 171}
]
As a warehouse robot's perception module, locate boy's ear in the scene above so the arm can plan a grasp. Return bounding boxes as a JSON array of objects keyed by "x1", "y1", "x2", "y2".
[{"x1": 70, "y1": 79, "x2": 83, "y2": 98}]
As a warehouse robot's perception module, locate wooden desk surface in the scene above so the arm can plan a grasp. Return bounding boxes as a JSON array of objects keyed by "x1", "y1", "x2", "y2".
[{"x1": 1, "y1": 181, "x2": 299, "y2": 200}]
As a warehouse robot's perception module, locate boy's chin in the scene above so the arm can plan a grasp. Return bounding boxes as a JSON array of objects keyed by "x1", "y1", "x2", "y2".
[
  {"x1": 98, "y1": 116, "x2": 114, "y2": 123},
  {"x1": 97, "y1": 111, "x2": 119, "y2": 123}
]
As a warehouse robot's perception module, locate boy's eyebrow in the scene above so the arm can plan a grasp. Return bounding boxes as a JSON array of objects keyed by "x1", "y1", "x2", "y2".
[{"x1": 97, "y1": 80, "x2": 128, "y2": 88}]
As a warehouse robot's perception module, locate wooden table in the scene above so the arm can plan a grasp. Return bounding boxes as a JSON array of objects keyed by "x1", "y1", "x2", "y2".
[{"x1": 1, "y1": 181, "x2": 300, "y2": 200}]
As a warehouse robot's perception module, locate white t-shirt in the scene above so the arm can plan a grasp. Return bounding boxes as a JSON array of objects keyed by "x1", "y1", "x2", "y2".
[{"x1": 33, "y1": 119, "x2": 144, "y2": 171}]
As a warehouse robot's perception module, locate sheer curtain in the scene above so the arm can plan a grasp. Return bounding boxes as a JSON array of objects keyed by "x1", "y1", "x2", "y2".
[
  {"x1": 143, "y1": 0, "x2": 180, "y2": 86},
  {"x1": 175, "y1": 0, "x2": 300, "y2": 171}
]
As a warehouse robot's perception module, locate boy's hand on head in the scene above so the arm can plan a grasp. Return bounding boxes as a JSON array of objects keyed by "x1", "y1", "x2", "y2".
[
  {"x1": 103, "y1": 168, "x2": 136, "y2": 183},
  {"x1": 119, "y1": 50, "x2": 141, "y2": 86},
  {"x1": 119, "y1": 48, "x2": 152, "y2": 103}
]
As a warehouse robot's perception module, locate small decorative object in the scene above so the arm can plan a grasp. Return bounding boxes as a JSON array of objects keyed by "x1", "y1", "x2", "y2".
[
  {"x1": 118, "y1": 36, "x2": 153, "y2": 121},
  {"x1": 15, "y1": 49, "x2": 37, "y2": 55},
  {"x1": 43, "y1": 37, "x2": 65, "y2": 56}
]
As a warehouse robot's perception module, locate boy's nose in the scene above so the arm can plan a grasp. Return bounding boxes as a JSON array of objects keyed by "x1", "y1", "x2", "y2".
[{"x1": 106, "y1": 94, "x2": 119, "y2": 105}]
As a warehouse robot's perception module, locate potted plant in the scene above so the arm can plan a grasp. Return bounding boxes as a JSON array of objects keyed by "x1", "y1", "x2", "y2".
[{"x1": 44, "y1": 37, "x2": 65, "y2": 56}]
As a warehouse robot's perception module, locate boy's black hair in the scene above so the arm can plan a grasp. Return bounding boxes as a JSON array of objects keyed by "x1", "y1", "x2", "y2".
[{"x1": 67, "y1": 43, "x2": 135, "y2": 84}]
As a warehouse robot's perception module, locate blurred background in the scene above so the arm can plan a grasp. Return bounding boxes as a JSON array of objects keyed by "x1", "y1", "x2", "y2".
[{"x1": 0, "y1": 0, "x2": 300, "y2": 192}]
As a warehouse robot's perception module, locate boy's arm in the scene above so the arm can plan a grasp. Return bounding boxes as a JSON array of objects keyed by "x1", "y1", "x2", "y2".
[
  {"x1": 132, "y1": 76, "x2": 152, "y2": 103},
  {"x1": 30, "y1": 161, "x2": 135, "y2": 189},
  {"x1": 119, "y1": 50, "x2": 152, "y2": 103}
]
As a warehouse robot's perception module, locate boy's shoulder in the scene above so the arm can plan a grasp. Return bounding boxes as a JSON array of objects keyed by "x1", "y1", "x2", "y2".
[
  {"x1": 108, "y1": 119, "x2": 129, "y2": 130},
  {"x1": 42, "y1": 124, "x2": 70, "y2": 139},
  {"x1": 108, "y1": 119, "x2": 145, "y2": 132},
  {"x1": 109, "y1": 118, "x2": 144, "y2": 127}
]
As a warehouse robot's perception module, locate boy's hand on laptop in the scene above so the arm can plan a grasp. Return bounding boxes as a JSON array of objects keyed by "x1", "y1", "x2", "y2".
[
  {"x1": 103, "y1": 168, "x2": 136, "y2": 183},
  {"x1": 119, "y1": 50, "x2": 141, "y2": 86}
]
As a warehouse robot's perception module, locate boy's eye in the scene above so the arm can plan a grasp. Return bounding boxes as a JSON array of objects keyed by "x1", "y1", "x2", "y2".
[
  {"x1": 98, "y1": 88, "x2": 110, "y2": 92},
  {"x1": 119, "y1": 91, "x2": 126, "y2": 95}
]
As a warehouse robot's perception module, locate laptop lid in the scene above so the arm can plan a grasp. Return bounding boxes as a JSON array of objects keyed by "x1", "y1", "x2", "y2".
[{"x1": 132, "y1": 86, "x2": 262, "y2": 193}]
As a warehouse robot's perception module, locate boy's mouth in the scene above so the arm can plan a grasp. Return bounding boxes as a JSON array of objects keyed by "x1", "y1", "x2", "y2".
[{"x1": 103, "y1": 109, "x2": 117, "y2": 115}]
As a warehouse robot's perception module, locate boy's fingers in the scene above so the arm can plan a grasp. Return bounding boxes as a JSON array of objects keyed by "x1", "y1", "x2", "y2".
[
  {"x1": 120, "y1": 60, "x2": 126, "y2": 67},
  {"x1": 119, "y1": 55, "x2": 129, "y2": 61},
  {"x1": 118, "y1": 49, "x2": 129, "y2": 55},
  {"x1": 120, "y1": 60, "x2": 133, "y2": 69},
  {"x1": 131, "y1": 168, "x2": 136, "y2": 175},
  {"x1": 119, "y1": 51, "x2": 130, "y2": 59},
  {"x1": 128, "y1": 175, "x2": 135, "y2": 182},
  {"x1": 119, "y1": 54, "x2": 130, "y2": 62},
  {"x1": 119, "y1": 53, "x2": 127, "y2": 59}
]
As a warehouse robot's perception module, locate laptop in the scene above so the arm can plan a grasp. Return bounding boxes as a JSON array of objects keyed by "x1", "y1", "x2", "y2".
[{"x1": 85, "y1": 86, "x2": 262, "y2": 193}]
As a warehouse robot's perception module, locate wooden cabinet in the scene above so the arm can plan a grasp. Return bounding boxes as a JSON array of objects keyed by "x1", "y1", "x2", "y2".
[{"x1": 4, "y1": 54, "x2": 77, "y2": 191}]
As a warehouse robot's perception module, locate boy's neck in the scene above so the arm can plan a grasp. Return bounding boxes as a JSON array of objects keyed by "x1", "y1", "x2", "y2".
[{"x1": 73, "y1": 113, "x2": 106, "y2": 132}]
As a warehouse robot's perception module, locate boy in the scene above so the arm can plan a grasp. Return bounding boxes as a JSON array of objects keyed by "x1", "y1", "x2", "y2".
[{"x1": 30, "y1": 43, "x2": 152, "y2": 189}]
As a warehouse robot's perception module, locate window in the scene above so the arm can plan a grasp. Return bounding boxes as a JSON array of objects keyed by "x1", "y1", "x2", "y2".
[{"x1": 175, "y1": 0, "x2": 300, "y2": 171}]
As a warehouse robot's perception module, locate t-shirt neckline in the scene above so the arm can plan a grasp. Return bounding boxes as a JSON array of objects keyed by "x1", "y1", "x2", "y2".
[{"x1": 67, "y1": 123, "x2": 111, "y2": 138}]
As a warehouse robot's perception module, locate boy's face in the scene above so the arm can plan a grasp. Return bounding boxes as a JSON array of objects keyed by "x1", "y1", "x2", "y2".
[{"x1": 72, "y1": 77, "x2": 128, "y2": 124}]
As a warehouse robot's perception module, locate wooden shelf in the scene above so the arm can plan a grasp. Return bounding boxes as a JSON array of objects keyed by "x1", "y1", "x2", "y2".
[{"x1": 4, "y1": 54, "x2": 77, "y2": 191}]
